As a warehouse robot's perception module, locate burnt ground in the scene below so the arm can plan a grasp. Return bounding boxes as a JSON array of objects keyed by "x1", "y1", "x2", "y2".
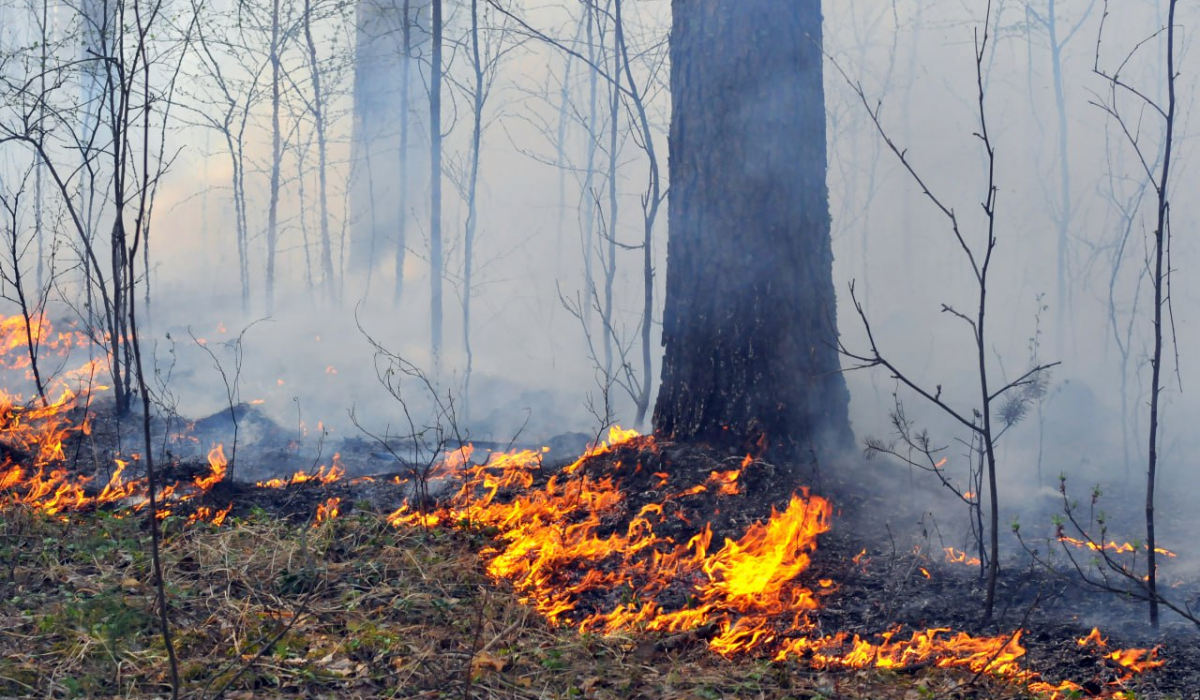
[{"x1": 27, "y1": 402, "x2": 1200, "y2": 698}]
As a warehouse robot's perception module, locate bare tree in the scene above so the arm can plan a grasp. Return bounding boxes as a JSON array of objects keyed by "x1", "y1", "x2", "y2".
[
  {"x1": 449, "y1": 0, "x2": 521, "y2": 420},
  {"x1": 1090, "y1": 0, "x2": 1178, "y2": 629},
  {"x1": 487, "y1": 0, "x2": 665, "y2": 428},
  {"x1": 836, "y1": 2, "x2": 1058, "y2": 622},
  {"x1": 265, "y1": 0, "x2": 284, "y2": 313},
  {"x1": 430, "y1": 0, "x2": 444, "y2": 377},
  {"x1": 0, "y1": 165, "x2": 55, "y2": 405},
  {"x1": 183, "y1": 13, "x2": 269, "y2": 312},
  {"x1": 1023, "y1": 0, "x2": 1100, "y2": 354},
  {"x1": 395, "y1": 0, "x2": 414, "y2": 304},
  {"x1": 302, "y1": 0, "x2": 337, "y2": 302},
  {"x1": 612, "y1": 0, "x2": 664, "y2": 427}
]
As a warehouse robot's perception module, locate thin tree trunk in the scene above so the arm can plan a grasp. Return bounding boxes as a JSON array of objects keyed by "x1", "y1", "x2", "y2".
[
  {"x1": 614, "y1": 0, "x2": 660, "y2": 428},
  {"x1": 553, "y1": 19, "x2": 579, "y2": 268},
  {"x1": 35, "y1": 0, "x2": 48, "y2": 293},
  {"x1": 463, "y1": 0, "x2": 484, "y2": 420},
  {"x1": 297, "y1": 135, "x2": 316, "y2": 298},
  {"x1": 228, "y1": 127, "x2": 251, "y2": 312},
  {"x1": 107, "y1": 33, "x2": 132, "y2": 416},
  {"x1": 1145, "y1": 0, "x2": 1177, "y2": 631},
  {"x1": 395, "y1": 0, "x2": 412, "y2": 304},
  {"x1": 266, "y1": 0, "x2": 282, "y2": 313},
  {"x1": 581, "y1": 1, "x2": 599, "y2": 331},
  {"x1": 430, "y1": 0, "x2": 444, "y2": 377},
  {"x1": 603, "y1": 0, "x2": 620, "y2": 379},
  {"x1": 304, "y1": 0, "x2": 335, "y2": 302},
  {"x1": 1047, "y1": 0, "x2": 1071, "y2": 356}
]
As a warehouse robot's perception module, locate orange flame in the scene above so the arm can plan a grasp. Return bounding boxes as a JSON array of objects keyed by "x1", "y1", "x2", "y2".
[
  {"x1": 315, "y1": 497, "x2": 341, "y2": 524},
  {"x1": 383, "y1": 439, "x2": 1163, "y2": 698},
  {"x1": 705, "y1": 468, "x2": 742, "y2": 496},
  {"x1": 194, "y1": 445, "x2": 228, "y2": 491},
  {"x1": 255, "y1": 454, "x2": 346, "y2": 489},
  {"x1": 944, "y1": 547, "x2": 982, "y2": 566},
  {"x1": 186, "y1": 503, "x2": 233, "y2": 527},
  {"x1": 1058, "y1": 535, "x2": 1176, "y2": 558}
]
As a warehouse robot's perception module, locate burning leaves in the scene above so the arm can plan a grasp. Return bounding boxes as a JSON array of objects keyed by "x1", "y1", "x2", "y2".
[
  {"x1": 382, "y1": 430, "x2": 1165, "y2": 699},
  {"x1": 1077, "y1": 628, "x2": 1165, "y2": 676}
]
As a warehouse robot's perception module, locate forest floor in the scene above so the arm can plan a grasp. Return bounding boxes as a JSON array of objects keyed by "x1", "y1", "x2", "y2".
[
  {"x1": 1, "y1": 411, "x2": 1197, "y2": 699},
  {"x1": 0, "y1": 503, "x2": 1091, "y2": 700}
]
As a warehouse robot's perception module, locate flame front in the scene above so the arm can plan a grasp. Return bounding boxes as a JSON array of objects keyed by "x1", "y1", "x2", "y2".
[
  {"x1": 0, "y1": 321, "x2": 1168, "y2": 697},
  {"x1": 387, "y1": 429, "x2": 1164, "y2": 699},
  {"x1": 0, "y1": 315, "x2": 238, "y2": 526},
  {"x1": 1058, "y1": 535, "x2": 1176, "y2": 558},
  {"x1": 255, "y1": 454, "x2": 346, "y2": 489}
]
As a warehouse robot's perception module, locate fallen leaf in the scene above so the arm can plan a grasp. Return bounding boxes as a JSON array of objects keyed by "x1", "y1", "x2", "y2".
[
  {"x1": 471, "y1": 650, "x2": 507, "y2": 676},
  {"x1": 324, "y1": 657, "x2": 358, "y2": 676}
]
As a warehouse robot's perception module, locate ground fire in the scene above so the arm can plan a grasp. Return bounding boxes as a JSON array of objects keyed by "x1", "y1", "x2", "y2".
[{"x1": 0, "y1": 314, "x2": 1173, "y2": 698}]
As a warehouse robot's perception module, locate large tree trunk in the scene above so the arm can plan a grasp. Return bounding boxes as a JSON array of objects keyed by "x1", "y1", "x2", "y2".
[{"x1": 654, "y1": 0, "x2": 852, "y2": 460}]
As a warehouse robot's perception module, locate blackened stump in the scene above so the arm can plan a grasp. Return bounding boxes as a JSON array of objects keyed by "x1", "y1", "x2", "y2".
[{"x1": 655, "y1": 0, "x2": 851, "y2": 460}]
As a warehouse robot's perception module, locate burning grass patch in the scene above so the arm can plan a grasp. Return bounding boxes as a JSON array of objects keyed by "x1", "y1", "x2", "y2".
[{"x1": 0, "y1": 506, "x2": 1053, "y2": 700}]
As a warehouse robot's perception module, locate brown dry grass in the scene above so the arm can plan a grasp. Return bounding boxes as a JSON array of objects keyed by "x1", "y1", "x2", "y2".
[{"x1": 0, "y1": 503, "x2": 1036, "y2": 699}]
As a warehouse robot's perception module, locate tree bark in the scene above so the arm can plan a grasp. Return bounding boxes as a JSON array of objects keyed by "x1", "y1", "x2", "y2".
[{"x1": 654, "y1": 0, "x2": 851, "y2": 460}]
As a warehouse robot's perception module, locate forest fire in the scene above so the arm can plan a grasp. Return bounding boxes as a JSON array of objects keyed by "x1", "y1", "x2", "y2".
[
  {"x1": 315, "y1": 496, "x2": 341, "y2": 523},
  {"x1": 1058, "y1": 534, "x2": 1177, "y2": 558},
  {"x1": 944, "y1": 546, "x2": 983, "y2": 566},
  {"x1": 254, "y1": 455, "x2": 346, "y2": 488},
  {"x1": 2, "y1": 443, "x2": 232, "y2": 520},
  {"x1": 1, "y1": 0, "x2": 1196, "y2": 695},
  {"x1": 384, "y1": 428, "x2": 1163, "y2": 698},
  {"x1": 0, "y1": 315, "x2": 1170, "y2": 698},
  {"x1": 0, "y1": 315, "x2": 234, "y2": 521}
]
